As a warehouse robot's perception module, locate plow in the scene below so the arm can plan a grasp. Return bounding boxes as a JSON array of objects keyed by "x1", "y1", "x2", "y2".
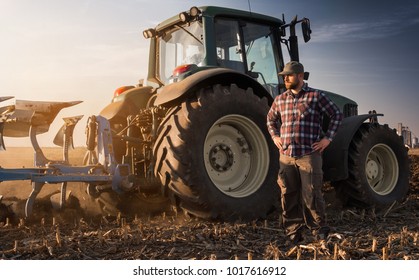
[{"x1": 0, "y1": 97, "x2": 133, "y2": 217}]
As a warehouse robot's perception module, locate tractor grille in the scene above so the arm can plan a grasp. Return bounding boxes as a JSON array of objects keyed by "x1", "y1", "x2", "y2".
[{"x1": 343, "y1": 103, "x2": 358, "y2": 117}]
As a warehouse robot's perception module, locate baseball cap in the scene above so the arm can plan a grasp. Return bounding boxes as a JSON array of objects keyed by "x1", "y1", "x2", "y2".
[{"x1": 278, "y1": 61, "x2": 304, "y2": 75}]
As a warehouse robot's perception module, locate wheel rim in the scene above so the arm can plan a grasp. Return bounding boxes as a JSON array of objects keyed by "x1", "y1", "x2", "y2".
[
  {"x1": 365, "y1": 143, "x2": 399, "y2": 195},
  {"x1": 204, "y1": 114, "x2": 269, "y2": 198}
]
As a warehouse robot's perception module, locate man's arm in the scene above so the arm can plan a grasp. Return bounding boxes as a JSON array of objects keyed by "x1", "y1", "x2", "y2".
[
  {"x1": 319, "y1": 92, "x2": 343, "y2": 141},
  {"x1": 266, "y1": 99, "x2": 281, "y2": 138},
  {"x1": 312, "y1": 92, "x2": 343, "y2": 153},
  {"x1": 266, "y1": 98, "x2": 283, "y2": 149}
]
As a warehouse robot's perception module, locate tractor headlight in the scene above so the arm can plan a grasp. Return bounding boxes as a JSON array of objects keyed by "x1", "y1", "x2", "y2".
[
  {"x1": 189, "y1": 6, "x2": 201, "y2": 17},
  {"x1": 142, "y1": 28, "x2": 156, "y2": 39},
  {"x1": 179, "y1": 12, "x2": 189, "y2": 22}
]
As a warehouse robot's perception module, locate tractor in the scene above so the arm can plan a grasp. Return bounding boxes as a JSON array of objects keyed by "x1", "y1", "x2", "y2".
[{"x1": 0, "y1": 6, "x2": 409, "y2": 221}]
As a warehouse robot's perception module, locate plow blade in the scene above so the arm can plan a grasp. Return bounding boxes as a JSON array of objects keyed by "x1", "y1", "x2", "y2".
[
  {"x1": 0, "y1": 99, "x2": 82, "y2": 137},
  {"x1": 53, "y1": 115, "x2": 84, "y2": 148},
  {"x1": 0, "y1": 98, "x2": 83, "y2": 151}
]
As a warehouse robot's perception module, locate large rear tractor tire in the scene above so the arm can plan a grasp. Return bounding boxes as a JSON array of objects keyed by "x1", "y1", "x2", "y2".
[
  {"x1": 333, "y1": 123, "x2": 409, "y2": 207},
  {"x1": 154, "y1": 84, "x2": 279, "y2": 220}
]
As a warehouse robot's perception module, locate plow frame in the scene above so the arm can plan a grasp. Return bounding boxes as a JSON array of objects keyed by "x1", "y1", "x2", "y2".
[{"x1": 0, "y1": 98, "x2": 132, "y2": 217}]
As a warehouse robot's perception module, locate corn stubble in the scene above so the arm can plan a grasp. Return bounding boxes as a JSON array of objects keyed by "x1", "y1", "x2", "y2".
[{"x1": 0, "y1": 153, "x2": 418, "y2": 260}]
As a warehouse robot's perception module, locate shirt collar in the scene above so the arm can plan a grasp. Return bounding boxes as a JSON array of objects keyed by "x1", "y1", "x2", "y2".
[{"x1": 285, "y1": 83, "x2": 309, "y2": 97}]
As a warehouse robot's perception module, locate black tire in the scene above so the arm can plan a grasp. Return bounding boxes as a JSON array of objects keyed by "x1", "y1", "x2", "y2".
[
  {"x1": 333, "y1": 123, "x2": 409, "y2": 207},
  {"x1": 153, "y1": 84, "x2": 279, "y2": 220}
]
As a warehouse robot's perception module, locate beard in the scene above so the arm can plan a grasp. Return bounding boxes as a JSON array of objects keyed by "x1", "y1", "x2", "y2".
[{"x1": 285, "y1": 80, "x2": 300, "y2": 90}]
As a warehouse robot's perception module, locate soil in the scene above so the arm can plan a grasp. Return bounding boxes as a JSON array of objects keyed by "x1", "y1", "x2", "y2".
[{"x1": 0, "y1": 147, "x2": 418, "y2": 260}]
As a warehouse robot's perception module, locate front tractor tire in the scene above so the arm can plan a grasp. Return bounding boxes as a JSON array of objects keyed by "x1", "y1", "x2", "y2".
[
  {"x1": 154, "y1": 84, "x2": 279, "y2": 220},
  {"x1": 334, "y1": 123, "x2": 409, "y2": 208}
]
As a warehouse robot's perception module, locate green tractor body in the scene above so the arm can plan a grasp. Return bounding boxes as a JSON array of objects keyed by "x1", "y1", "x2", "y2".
[{"x1": 98, "y1": 6, "x2": 409, "y2": 219}]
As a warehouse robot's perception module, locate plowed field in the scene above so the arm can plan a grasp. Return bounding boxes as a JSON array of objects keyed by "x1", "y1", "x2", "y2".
[{"x1": 1, "y1": 148, "x2": 418, "y2": 260}]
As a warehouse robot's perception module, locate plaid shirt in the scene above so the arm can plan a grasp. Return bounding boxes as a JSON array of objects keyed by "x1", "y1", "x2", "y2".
[{"x1": 267, "y1": 83, "x2": 343, "y2": 157}]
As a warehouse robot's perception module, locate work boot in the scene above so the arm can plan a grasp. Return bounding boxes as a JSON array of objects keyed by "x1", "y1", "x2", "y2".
[
  {"x1": 314, "y1": 226, "x2": 330, "y2": 241},
  {"x1": 288, "y1": 231, "x2": 304, "y2": 245}
]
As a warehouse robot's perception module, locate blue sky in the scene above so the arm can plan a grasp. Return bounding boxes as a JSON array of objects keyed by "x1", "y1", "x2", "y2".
[{"x1": 1, "y1": 0, "x2": 418, "y2": 147}]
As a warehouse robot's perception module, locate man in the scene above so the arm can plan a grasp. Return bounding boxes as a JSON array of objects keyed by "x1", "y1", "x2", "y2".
[{"x1": 266, "y1": 61, "x2": 343, "y2": 244}]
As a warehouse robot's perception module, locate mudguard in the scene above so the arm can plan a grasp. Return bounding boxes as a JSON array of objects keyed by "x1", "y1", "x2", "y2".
[
  {"x1": 323, "y1": 113, "x2": 383, "y2": 182},
  {"x1": 154, "y1": 68, "x2": 273, "y2": 106}
]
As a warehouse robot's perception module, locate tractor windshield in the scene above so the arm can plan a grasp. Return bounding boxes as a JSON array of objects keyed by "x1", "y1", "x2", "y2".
[
  {"x1": 159, "y1": 21, "x2": 205, "y2": 84},
  {"x1": 215, "y1": 18, "x2": 280, "y2": 97}
]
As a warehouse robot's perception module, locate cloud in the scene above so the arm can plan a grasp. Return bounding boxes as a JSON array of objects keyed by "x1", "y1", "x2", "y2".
[
  {"x1": 311, "y1": 18, "x2": 417, "y2": 42},
  {"x1": 311, "y1": 5, "x2": 419, "y2": 43}
]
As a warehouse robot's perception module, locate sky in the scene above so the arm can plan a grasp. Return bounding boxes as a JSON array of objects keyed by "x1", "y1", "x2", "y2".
[{"x1": 0, "y1": 0, "x2": 418, "y2": 147}]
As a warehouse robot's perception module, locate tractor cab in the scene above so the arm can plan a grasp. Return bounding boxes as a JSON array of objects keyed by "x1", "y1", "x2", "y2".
[{"x1": 143, "y1": 6, "x2": 305, "y2": 98}]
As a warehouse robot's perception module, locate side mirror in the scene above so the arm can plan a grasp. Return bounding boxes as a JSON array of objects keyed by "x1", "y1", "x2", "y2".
[
  {"x1": 250, "y1": 61, "x2": 256, "y2": 71},
  {"x1": 301, "y1": 18, "x2": 311, "y2": 43}
]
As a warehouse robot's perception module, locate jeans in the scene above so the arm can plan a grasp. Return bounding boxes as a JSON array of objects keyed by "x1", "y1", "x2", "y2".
[{"x1": 277, "y1": 152, "x2": 328, "y2": 236}]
